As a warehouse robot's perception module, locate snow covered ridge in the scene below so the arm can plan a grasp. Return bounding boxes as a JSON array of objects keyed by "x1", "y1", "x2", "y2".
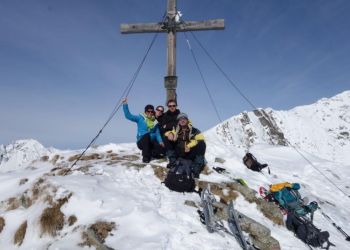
[
  {"x1": 208, "y1": 90, "x2": 350, "y2": 164},
  {"x1": 0, "y1": 139, "x2": 50, "y2": 171}
]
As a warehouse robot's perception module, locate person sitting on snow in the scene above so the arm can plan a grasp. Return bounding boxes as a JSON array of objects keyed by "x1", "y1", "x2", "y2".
[
  {"x1": 165, "y1": 113, "x2": 206, "y2": 178},
  {"x1": 122, "y1": 98, "x2": 164, "y2": 163},
  {"x1": 154, "y1": 105, "x2": 165, "y2": 124},
  {"x1": 157, "y1": 99, "x2": 181, "y2": 168}
]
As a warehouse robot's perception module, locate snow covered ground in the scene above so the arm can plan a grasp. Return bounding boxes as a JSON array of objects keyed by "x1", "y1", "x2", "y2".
[{"x1": 0, "y1": 91, "x2": 349, "y2": 249}]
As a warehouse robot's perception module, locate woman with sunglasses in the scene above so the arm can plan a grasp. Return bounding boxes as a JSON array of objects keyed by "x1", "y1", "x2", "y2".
[{"x1": 122, "y1": 98, "x2": 164, "y2": 163}]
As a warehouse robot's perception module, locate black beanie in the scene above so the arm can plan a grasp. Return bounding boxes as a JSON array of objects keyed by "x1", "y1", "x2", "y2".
[{"x1": 144, "y1": 104, "x2": 154, "y2": 112}]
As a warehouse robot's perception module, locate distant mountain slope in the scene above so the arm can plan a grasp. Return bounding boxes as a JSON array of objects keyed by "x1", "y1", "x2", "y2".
[{"x1": 208, "y1": 91, "x2": 350, "y2": 164}]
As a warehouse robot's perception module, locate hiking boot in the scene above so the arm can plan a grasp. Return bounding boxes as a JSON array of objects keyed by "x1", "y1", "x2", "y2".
[
  {"x1": 191, "y1": 155, "x2": 205, "y2": 178},
  {"x1": 142, "y1": 157, "x2": 150, "y2": 163},
  {"x1": 166, "y1": 150, "x2": 177, "y2": 168}
]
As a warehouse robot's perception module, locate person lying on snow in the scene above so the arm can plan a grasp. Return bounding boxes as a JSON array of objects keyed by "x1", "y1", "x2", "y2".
[
  {"x1": 165, "y1": 113, "x2": 206, "y2": 178},
  {"x1": 122, "y1": 98, "x2": 165, "y2": 163}
]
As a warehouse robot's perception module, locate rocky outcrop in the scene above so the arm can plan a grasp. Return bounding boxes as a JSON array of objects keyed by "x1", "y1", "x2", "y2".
[
  {"x1": 197, "y1": 180, "x2": 284, "y2": 226},
  {"x1": 195, "y1": 183, "x2": 281, "y2": 250},
  {"x1": 253, "y1": 109, "x2": 287, "y2": 146}
]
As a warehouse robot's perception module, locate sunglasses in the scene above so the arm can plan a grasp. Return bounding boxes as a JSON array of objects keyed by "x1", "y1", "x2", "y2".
[
  {"x1": 168, "y1": 105, "x2": 176, "y2": 108},
  {"x1": 146, "y1": 110, "x2": 154, "y2": 113},
  {"x1": 156, "y1": 109, "x2": 164, "y2": 112}
]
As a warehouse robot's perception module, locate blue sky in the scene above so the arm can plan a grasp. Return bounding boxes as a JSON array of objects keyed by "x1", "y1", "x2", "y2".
[{"x1": 1, "y1": 0, "x2": 349, "y2": 149}]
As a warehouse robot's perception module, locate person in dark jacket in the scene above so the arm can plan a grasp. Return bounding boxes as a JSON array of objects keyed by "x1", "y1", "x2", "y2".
[
  {"x1": 158, "y1": 100, "x2": 181, "y2": 168},
  {"x1": 154, "y1": 105, "x2": 166, "y2": 156},
  {"x1": 155, "y1": 105, "x2": 165, "y2": 123},
  {"x1": 165, "y1": 113, "x2": 206, "y2": 177},
  {"x1": 122, "y1": 98, "x2": 164, "y2": 163}
]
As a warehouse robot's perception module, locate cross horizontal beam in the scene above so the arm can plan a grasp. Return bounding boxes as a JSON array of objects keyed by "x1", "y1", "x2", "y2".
[{"x1": 120, "y1": 19, "x2": 224, "y2": 34}]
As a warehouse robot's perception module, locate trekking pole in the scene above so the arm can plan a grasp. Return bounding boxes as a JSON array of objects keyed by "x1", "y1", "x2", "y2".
[{"x1": 319, "y1": 209, "x2": 350, "y2": 241}]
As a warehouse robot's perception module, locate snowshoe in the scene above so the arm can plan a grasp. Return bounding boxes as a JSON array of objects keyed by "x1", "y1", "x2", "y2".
[
  {"x1": 228, "y1": 201, "x2": 256, "y2": 250},
  {"x1": 200, "y1": 188, "x2": 217, "y2": 233}
]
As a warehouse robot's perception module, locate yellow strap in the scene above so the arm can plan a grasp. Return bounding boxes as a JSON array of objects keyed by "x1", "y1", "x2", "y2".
[{"x1": 269, "y1": 182, "x2": 292, "y2": 192}]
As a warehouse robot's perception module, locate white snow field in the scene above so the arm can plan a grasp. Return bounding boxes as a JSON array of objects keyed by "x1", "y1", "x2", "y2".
[{"x1": 0, "y1": 91, "x2": 349, "y2": 250}]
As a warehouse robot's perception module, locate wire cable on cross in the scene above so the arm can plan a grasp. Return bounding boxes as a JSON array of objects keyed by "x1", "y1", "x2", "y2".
[{"x1": 66, "y1": 27, "x2": 161, "y2": 174}]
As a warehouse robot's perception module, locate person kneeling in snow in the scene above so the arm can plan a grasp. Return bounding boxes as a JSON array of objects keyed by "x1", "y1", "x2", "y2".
[
  {"x1": 165, "y1": 113, "x2": 206, "y2": 178},
  {"x1": 122, "y1": 98, "x2": 164, "y2": 163}
]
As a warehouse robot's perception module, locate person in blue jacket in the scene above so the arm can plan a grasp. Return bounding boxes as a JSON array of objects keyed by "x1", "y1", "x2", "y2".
[{"x1": 122, "y1": 98, "x2": 165, "y2": 163}]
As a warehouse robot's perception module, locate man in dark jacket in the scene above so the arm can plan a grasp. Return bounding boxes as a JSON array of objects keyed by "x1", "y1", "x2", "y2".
[
  {"x1": 158, "y1": 99, "x2": 181, "y2": 168},
  {"x1": 122, "y1": 98, "x2": 164, "y2": 163},
  {"x1": 166, "y1": 113, "x2": 206, "y2": 178}
]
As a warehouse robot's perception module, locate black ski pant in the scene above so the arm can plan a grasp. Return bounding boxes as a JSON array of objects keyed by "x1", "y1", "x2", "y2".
[
  {"x1": 164, "y1": 136, "x2": 177, "y2": 166},
  {"x1": 137, "y1": 133, "x2": 165, "y2": 160},
  {"x1": 177, "y1": 140, "x2": 206, "y2": 177},
  {"x1": 177, "y1": 140, "x2": 206, "y2": 161}
]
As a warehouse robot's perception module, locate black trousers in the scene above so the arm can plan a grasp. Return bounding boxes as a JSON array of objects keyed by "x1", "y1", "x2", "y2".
[
  {"x1": 164, "y1": 136, "x2": 176, "y2": 152},
  {"x1": 178, "y1": 140, "x2": 206, "y2": 160},
  {"x1": 137, "y1": 133, "x2": 165, "y2": 159}
]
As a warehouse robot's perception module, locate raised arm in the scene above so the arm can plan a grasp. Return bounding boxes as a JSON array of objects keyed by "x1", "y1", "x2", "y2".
[{"x1": 122, "y1": 98, "x2": 139, "y2": 122}]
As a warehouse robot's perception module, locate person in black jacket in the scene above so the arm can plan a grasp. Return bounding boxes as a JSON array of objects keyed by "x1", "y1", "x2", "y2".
[
  {"x1": 165, "y1": 113, "x2": 206, "y2": 177},
  {"x1": 154, "y1": 105, "x2": 166, "y2": 157},
  {"x1": 158, "y1": 99, "x2": 181, "y2": 168},
  {"x1": 155, "y1": 105, "x2": 165, "y2": 124}
]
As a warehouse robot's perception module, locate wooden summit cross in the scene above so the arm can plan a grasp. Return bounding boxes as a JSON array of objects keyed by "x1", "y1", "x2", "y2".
[{"x1": 120, "y1": 0, "x2": 224, "y2": 103}]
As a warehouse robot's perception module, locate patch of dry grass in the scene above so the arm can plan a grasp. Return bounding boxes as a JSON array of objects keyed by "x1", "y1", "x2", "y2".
[
  {"x1": 39, "y1": 194, "x2": 72, "y2": 236},
  {"x1": 41, "y1": 155, "x2": 49, "y2": 161},
  {"x1": 184, "y1": 200, "x2": 198, "y2": 208},
  {"x1": 5, "y1": 197, "x2": 20, "y2": 211},
  {"x1": 152, "y1": 165, "x2": 168, "y2": 181},
  {"x1": 80, "y1": 221, "x2": 116, "y2": 250},
  {"x1": 89, "y1": 221, "x2": 116, "y2": 242},
  {"x1": 19, "y1": 178, "x2": 28, "y2": 185},
  {"x1": 106, "y1": 153, "x2": 118, "y2": 158},
  {"x1": 0, "y1": 217, "x2": 5, "y2": 233},
  {"x1": 51, "y1": 155, "x2": 60, "y2": 165},
  {"x1": 14, "y1": 221, "x2": 27, "y2": 246},
  {"x1": 120, "y1": 154, "x2": 139, "y2": 161},
  {"x1": 68, "y1": 153, "x2": 103, "y2": 162},
  {"x1": 201, "y1": 165, "x2": 213, "y2": 175},
  {"x1": 68, "y1": 215, "x2": 77, "y2": 226}
]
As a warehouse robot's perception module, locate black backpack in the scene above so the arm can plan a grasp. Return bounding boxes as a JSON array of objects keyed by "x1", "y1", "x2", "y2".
[
  {"x1": 243, "y1": 153, "x2": 269, "y2": 173},
  {"x1": 164, "y1": 158, "x2": 195, "y2": 193},
  {"x1": 286, "y1": 213, "x2": 333, "y2": 249}
]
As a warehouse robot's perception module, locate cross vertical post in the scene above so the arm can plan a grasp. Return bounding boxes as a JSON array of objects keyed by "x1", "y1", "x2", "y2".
[{"x1": 165, "y1": 0, "x2": 177, "y2": 102}]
